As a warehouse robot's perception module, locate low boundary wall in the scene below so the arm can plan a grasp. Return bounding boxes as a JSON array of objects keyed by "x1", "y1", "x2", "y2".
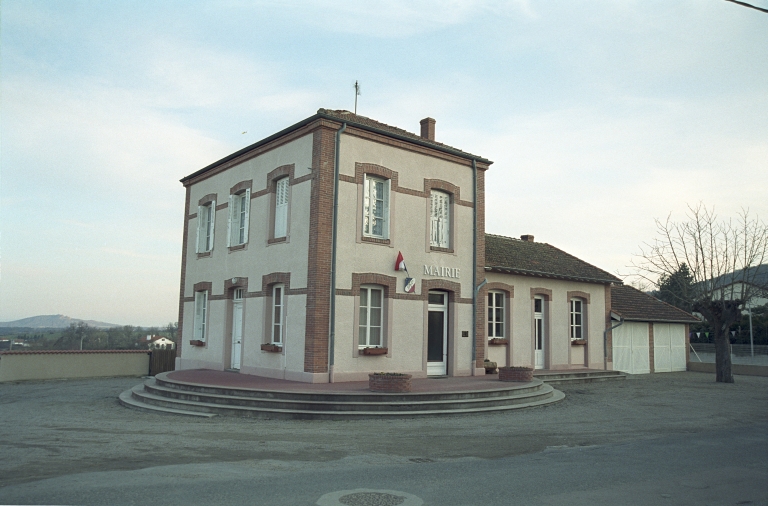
[
  {"x1": 0, "y1": 350, "x2": 150, "y2": 382},
  {"x1": 687, "y1": 361, "x2": 768, "y2": 377}
]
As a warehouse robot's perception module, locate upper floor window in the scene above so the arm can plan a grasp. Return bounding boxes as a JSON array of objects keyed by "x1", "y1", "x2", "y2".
[
  {"x1": 272, "y1": 284, "x2": 284, "y2": 344},
  {"x1": 228, "y1": 190, "x2": 250, "y2": 247},
  {"x1": 193, "y1": 290, "x2": 208, "y2": 341},
  {"x1": 488, "y1": 291, "x2": 504, "y2": 339},
  {"x1": 274, "y1": 178, "x2": 289, "y2": 238},
  {"x1": 430, "y1": 190, "x2": 450, "y2": 248},
  {"x1": 196, "y1": 201, "x2": 215, "y2": 253},
  {"x1": 363, "y1": 176, "x2": 389, "y2": 239},
  {"x1": 359, "y1": 285, "x2": 383, "y2": 347},
  {"x1": 570, "y1": 299, "x2": 584, "y2": 341}
]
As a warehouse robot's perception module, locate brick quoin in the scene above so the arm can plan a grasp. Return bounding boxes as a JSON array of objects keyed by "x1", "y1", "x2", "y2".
[
  {"x1": 303, "y1": 123, "x2": 339, "y2": 374},
  {"x1": 475, "y1": 167, "x2": 487, "y2": 369}
]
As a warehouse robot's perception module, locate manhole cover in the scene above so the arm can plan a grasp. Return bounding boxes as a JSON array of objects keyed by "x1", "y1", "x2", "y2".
[{"x1": 339, "y1": 492, "x2": 405, "y2": 506}]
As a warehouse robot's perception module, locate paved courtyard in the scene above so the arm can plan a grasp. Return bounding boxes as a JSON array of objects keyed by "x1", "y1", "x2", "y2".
[{"x1": 1, "y1": 372, "x2": 766, "y2": 505}]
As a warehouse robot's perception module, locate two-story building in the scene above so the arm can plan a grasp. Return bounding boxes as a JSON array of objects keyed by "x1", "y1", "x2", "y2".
[{"x1": 176, "y1": 109, "x2": 625, "y2": 383}]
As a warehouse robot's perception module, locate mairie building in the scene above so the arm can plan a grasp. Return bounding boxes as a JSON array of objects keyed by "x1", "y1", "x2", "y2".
[{"x1": 176, "y1": 109, "x2": 691, "y2": 383}]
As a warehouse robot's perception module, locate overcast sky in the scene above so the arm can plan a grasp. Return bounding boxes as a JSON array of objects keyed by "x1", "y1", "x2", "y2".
[{"x1": 1, "y1": 0, "x2": 766, "y2": 326}]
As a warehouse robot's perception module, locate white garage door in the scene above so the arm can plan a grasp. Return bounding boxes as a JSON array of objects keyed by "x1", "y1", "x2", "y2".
[
  {"x1": 653, "y1": 323, "x2": 687, "y2": 372},
  {"x1": 612, "y1": 322, "x2": 650, "y2": 374}
]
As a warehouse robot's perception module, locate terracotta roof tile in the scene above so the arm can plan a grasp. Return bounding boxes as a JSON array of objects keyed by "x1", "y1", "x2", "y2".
[
  {"x1": 611, "y1": 284, "x2": 699, "y2": 323},
  {"x1": 485, "y1": 234, "x2": 621, "y2": 284}
]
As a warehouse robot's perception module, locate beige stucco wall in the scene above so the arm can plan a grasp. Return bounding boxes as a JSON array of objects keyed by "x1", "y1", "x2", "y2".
[
  {"x1": 0, "y1": 352, "x2": 149, "y2": 382},
  {"x1": 180, "y1": 134, "x2": 313, "y2": 375},
  {"x1": 485, "y1": 273, "x2": 608, "y2": 370},
  {"x1": 330, "y1": 134, "x2": 479, "y2": 380}
]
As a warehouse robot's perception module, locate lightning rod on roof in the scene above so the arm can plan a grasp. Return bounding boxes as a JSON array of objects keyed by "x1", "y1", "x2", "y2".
[{"x1": 354, "y1": 80, "x2": 361, "y2": 115}]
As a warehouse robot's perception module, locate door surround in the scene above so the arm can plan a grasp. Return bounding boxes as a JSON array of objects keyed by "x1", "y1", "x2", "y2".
[{"x1": 427, "y1": 290, "x2": 449, "y2": 376}]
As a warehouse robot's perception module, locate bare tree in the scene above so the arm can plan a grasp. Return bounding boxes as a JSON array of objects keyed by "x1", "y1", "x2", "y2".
[{"x1": 633, "y1": 204, "x2": 768, "y2": 383}]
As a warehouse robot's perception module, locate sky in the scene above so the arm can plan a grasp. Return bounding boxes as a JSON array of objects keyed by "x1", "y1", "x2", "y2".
[{"x1": 1, "y1": 0, "x2": 767, "y2": 326}]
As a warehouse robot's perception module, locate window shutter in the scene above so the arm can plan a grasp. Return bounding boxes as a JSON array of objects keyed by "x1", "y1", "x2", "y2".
[
  {"x1": 242, "y1": 189, "x2": 251, "y2": 244},
  {"x1": 227, "y1": 195, "x2": 234, "y2": 247},
  {"x1": 275, "y1": 179, "x2": 288, "y2": 238},
  {"x1": 208, "y1": 201, "x2": 216, "y2": 251},
  {"x1": 196, "y1": 205, "x2": 203, "y2": 253}
]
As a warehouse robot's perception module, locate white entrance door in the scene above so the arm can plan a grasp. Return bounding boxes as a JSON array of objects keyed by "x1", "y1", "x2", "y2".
[
  {"x1": 231, "y1": 290, "x2": 244, "y2": 370},
  {"x1": 534, "y1": 297, "x2": 545, "y2": 369},
  {"x1": 427, "y1": 291, "x2": 448, "y2": 376}
]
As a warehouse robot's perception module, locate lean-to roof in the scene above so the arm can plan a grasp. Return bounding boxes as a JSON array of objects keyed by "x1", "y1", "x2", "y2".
[{"x1": 610, "y1": 284, "x2": 699, "y2": 323}]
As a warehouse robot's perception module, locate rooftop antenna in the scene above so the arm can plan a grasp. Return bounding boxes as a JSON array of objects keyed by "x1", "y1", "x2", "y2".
[{"x1": 354, "y1": 80, "x2": 361, "y2": 115}]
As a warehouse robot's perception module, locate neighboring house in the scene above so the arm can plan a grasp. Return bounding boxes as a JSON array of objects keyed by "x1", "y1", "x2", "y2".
[
  {"x1": 484, "y1": 234, "x2": 622, "y2": 371},
  {"x1": 610, "y1": 285, "x2": 699, "y2": 374},
  {"x1": 176, "y1": 109, "x2": 631, "y2": 383},
  {"x1": 148, "y1": 337, "x2": 176, "y2": 351}
]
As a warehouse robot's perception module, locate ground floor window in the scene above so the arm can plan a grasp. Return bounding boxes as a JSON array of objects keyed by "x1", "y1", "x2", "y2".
[
  {"x1": 488, "y1": 291, "x2": 504, "y2": 339},
  {"x1": 570, "y1": 299, "x2": 584, "y2": 341},
  {"x1": 194, "y1": 291, "x2": 208, "y2": 341},
  {"x1": 359, "y1": 285, "x2": 383, "y2": 347},
  {"x1": 272, "y1": 284, "x2": 284, "y2": 344}
]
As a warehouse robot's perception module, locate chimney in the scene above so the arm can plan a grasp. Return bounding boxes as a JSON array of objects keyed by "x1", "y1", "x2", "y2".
[
  {"x1": 521, "y1": 235, "x2": 535, "y2": 243},
  {"x1": 420, "y1": 117, "x2": 436, "y2": 141}
]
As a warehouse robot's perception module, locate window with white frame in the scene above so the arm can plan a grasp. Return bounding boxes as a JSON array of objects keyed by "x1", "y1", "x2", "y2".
[
  {"x1": 570, "y1": 299, "x2": 584, "y2": 341},
  {"x1": 271, "y1": 284, "x2": 284, "y2": 344},
  {"x1": 487, "y1": 291, "x2": 504, "y2": 339},
  {"x1": 359, "y1": 285, "x2": 383, "y2": 347},
  {"x1": 228, "y1": 190, "x2": 250, "y2": 247},
  {"x1": 274, "y1": 178, "x2": 289, "y2": 238},
  {"x1": 193, "y1": 291, "x2": 208, "y2": 341},
  {"x1": 196, "y1": 201, "x2": 215, "y2": 253},
  {"x1": 430, "y1": 190, "x2": 450, "y2": 248},
  {"x1": 362, "y1": 176, "x2": 389, "y2": 239}
]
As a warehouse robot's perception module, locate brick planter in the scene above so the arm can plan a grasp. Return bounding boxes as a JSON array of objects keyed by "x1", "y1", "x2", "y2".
[
  {"x1": 498, "y1": 366, "x2": 533, "y2": 382},
  {"x1": 368, "y1": 373, "x2": 412, "y2": 393}
]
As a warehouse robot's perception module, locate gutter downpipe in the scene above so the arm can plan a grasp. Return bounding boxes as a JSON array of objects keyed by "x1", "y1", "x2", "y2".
[
  {"x1": 604, "y1": 316, "x2": 624, "y2": 370},
  {"x1": 328, "y1": 122, "x2": 347, "y2": 383},
  {"x1": 471, "y1": 159, "x2": 479, "y2": 374}
]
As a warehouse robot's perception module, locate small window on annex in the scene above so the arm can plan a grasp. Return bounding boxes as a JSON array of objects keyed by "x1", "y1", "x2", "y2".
[
  {"x1": 362, "y1": 176, "x2": 389, "y2": 239},
  {"x1": 196, "y1": 201, "x2": 215, "y2": 253},
  {"x1": 359, "y1": 285, "x2": 384, "y2": 348},
  {"x1": 488, "y1": 291, "x2": 504, "y2": 339},
  {"x1": 228, "y1": 190, "x2": 251, "y2": 247},
  {"x1": 570, "y1": 299, "x2": 584, "y2": 341}
]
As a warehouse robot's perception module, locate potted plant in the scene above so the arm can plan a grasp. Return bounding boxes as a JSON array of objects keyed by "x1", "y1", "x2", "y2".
[
  {"x1": 498, "y1": 366, "x2": 533, "y2": 382},
  {"x1": 361, "y1": 347, "x2": 388, "y2": 356}
]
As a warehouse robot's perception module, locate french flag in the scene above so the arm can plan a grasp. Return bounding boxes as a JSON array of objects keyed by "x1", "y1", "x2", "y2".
[{"x1": 395, "y1": 251, "x2": 407, "y2": 272}]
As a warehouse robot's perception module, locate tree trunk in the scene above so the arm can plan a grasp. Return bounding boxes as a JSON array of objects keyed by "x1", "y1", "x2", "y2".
[{"x1": 713, "y1": 333, "x2": 734, "y2": 383}]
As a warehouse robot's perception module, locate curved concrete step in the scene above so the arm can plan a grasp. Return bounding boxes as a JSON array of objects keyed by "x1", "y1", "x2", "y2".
[
  {"x1": 118, "y1": 386, "x2": 216, "y2": 418},
  {"x1": 141, "y1": 378, "x2": 556, "y2": 413},
  {"x1": 124, "y1": 382, "x2": 564, "y2": 420}
]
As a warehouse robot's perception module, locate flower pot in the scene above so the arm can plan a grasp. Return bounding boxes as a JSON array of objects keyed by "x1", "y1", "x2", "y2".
[
  {"x1": 361, "y1": 347, "x2": 388, "y2": 356},
  {"x1": 189, "y1": 340, "x2": 205, "y2": 347},
  {"x1": 488, "y1": 338, "x2": 509, "y2": 346},
  {"x1": 260, "y1": 343, "x2": 282, "y2": 353},
  {"x1": 369, "y1": 372, "x2": 412, "y2": 393},
  {"x1": 571, "y1": 339, "x2": 587, "y2": 346},
  {"x1": 498, "y1": 366, "x2": 533, "y2": 382}
]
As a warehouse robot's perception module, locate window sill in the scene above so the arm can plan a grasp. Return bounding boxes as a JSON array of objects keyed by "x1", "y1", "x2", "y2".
[
  {"x1": 430, "y1": 246, "x2": 454, "y2": 254},
  {"x1": 268, "y1": 236, "x2": 287, "y2": 245},
  {"x1": 488, "y1": 338, "x2": 509, "y2": 346},
  {"x1": 261, "y1": 343, "x2": 283, "y2": 353},
  {"x1": 360, "y1": 347, "x2": 388, "y2": 356},
  {"x1": 228, "y1": 243, "x2": 247, "y2": 252},
  {"x1": 361, "y1": 236, "x2": 390, "y2": 246},
  {"x1": 571, "y1": 339, "x2": 587, "y2": 346},
  {"x1": 196, "y1": 251, "x2": 212, "y2": 259},
  {"x1": 189, "y1": 340, "x2": 205, "y2": 347}
]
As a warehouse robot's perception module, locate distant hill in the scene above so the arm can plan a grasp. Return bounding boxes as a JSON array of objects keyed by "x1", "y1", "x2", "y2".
[{"x1": 0, "y1": 315, "x2": 122, "y2": 329}]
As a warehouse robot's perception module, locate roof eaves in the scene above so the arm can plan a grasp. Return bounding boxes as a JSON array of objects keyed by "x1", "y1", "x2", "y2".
[{"x1": 485, "y1": 266, "x2": 621, "y2": 285}]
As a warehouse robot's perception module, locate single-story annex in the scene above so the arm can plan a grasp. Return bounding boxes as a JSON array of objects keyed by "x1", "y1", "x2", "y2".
[{"x1": 175, "y1": 109, "x2": 695, "y2": 382}]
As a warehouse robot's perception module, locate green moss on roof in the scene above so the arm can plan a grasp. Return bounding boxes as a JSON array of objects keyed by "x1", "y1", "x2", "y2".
[{"x1": 485, "y1": 234, "x2": 621, "y2": 284}]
